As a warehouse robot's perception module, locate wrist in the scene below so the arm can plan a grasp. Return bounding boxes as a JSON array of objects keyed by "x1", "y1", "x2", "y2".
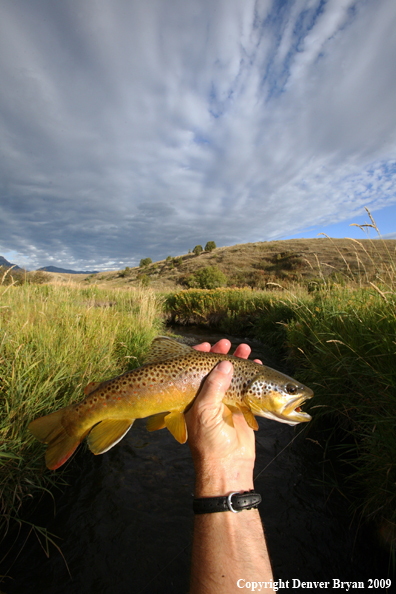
[{"x1": 194, "y1": 461, "x2": 254, "y2": 497}]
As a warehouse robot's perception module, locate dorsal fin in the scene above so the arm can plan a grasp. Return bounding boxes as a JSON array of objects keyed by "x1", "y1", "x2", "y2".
[
  {"x1": 144, "y1": 336, "x2": 193, "y2": 365},
  {"x1": 84, "y1": 381, "x2": 102, "y2": 396}
]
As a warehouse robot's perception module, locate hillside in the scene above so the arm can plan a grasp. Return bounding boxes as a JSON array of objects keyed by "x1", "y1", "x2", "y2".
[
  {"x1": 0, "y1": 256, "x2": 23, "y2": 271},
  {"x1": 44, "y1": 237, "x2": 396, "y2": 291}
]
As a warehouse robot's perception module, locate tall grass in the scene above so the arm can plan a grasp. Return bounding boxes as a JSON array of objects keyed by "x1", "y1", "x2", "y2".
[
  {"x1": 163, "y1": 286, "x2": 309, "y2": 348},
  {"x1": 0, "y1": 283, "x2": 163, "y2": 539},
  {"x1": 282, "y1": 225, "x2": 396, "y2": 554},
  {"x1": 164, "y1": 218, "x2": 396, "y2": 554}
]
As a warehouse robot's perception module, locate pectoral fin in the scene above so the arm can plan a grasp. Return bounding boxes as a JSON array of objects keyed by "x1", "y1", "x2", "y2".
[
  {"x1": 222, "y1": 404, "x2": 235, "y2": 428},
  {"x1": 146, "y1": 412, "x2": 167, "y2": 432},
  {"x1": 164, "y1": 411, "x2": 187, "y2": 444},
  {"x1": 244, "y1": 395, "x2": 264, "y2": 415},
  {"x1": 236, "y1": 403, "x2": 259, "y2": 430},
  {"x1": 87, "y1": 419, "x2": 135, "y2": 454}
]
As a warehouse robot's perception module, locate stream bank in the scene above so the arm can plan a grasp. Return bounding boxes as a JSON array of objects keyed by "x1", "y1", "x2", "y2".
[{"x1": 0, "y1": 328, "x2": 389, "y2": 593}]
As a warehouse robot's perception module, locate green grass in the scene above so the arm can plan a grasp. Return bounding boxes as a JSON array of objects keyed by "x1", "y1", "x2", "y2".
[
  {"x1": 0, "y1": 283, "x2": 163, "y2": 539},
  {"x1": 163, "y1": 227, "x2": 396, "y2": 554},
  {"x1": 284, "y1": 285, "x2": 396, "y2": 546}
]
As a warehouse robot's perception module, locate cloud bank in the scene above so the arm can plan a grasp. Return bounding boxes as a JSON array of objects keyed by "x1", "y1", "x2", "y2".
[{"x1": 0, "y1": 0, "x2": 395, "y2": 270}]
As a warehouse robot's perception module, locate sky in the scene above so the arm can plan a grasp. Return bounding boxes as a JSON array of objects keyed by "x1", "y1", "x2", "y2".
[{"x1": 0, "y1": 0, "x2": 396, "y2": 271}]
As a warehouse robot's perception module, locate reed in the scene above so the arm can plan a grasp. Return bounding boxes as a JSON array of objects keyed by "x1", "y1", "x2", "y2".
[{"x1": 0, "y1": 283, "x2": 163, "y2": 539}]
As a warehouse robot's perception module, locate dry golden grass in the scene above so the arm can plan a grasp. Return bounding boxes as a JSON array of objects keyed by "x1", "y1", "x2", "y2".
[{"x1": 40, "y1": 236, "x2": 396, "y2": 292}]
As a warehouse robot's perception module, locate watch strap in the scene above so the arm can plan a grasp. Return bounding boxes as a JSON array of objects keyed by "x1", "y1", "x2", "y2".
[{"x1": 193, "y1": 490, "x2": 261, "y2": 514}]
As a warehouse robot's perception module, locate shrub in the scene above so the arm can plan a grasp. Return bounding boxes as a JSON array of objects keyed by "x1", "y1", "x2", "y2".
[
  {"x1": 138, "y1": 274, "x2": 150, "y2": 287},
  {"x1": 29, "y1": 271, "x2": 49, "y2": 284},
  {"x1": 185, "y1": 266, "x2": 227, "y2": 289},
  {"x1": 139, "y1": 258, "x2": 152, "y2": 268},
  {"x1": 193, "y1": 245, "x2": 203, "y2": 256},
  {"x1": 119, "y1": 266, "x2": 131, "y2": 278},
  {"x1": 205, "y1": 241, "x2": 216, "y2": 252}
]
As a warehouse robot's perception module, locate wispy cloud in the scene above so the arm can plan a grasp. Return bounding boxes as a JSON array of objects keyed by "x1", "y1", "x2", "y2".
[{"x1": 0, "y1": 0, "x2": 395, "y2": 270}]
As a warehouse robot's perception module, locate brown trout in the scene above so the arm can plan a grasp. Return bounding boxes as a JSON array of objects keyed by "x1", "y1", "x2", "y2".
[{"x1": 28, "y1": 336, "x2": 313, "y2": 470}]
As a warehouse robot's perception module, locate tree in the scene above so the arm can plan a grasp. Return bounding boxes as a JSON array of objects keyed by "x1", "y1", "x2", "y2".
[
  {"x1": 139, "y1": 257, "x2": 152, "y2": 268},
  {"x1": 205, "y1": 241, "x2": 216, "y2": 252},
  {"x1": 193, "y1": 245, "x2": 203, "y2": 256}
]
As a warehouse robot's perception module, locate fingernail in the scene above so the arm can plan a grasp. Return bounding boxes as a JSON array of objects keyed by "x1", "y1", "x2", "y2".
[{"x1": 217, "y1": 360, "x2": 233, "y2": 374}]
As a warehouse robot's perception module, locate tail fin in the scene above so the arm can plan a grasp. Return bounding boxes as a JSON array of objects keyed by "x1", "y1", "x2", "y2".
[{"x1": 28, "y1": 408, "x2": 86, "y2": 470}]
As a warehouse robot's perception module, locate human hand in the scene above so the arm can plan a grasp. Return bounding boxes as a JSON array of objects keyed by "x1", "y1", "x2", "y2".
[{"x1": 185, "y1": 339, "x2": 262, "y2": 497}]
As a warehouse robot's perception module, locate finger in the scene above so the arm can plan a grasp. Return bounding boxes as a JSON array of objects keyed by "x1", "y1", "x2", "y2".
[
  {"x1": 254, "y1": 358, "x2": 263, "y2": 365},
  {"x1": 210, "y1": 339, "x2": 231, "y2": 354},
  {"x1": 194, "y1": 360, "x2": 233, "y2": 409},
  {"x1": 192, "y1": 342, "x2": 211, "y2": 352},
  {"x1": 233, "y1": 343, "x2": 251, "y2": 359}
]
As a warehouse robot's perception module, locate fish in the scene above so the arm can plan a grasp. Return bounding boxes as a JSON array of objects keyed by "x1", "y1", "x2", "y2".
[{"x1": 28, "y1": 336, "x2": 313, "y2": 470}]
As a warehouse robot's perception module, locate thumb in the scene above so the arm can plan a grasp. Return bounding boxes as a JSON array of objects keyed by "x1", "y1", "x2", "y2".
[{"x1": 195, "y1": 360, "x2": 233, "y2": 410}]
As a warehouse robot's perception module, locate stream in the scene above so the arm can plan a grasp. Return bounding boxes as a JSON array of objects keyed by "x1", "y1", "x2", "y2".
[{"x1": 0, "y1": 328, "x2": 388, "y2": 593}]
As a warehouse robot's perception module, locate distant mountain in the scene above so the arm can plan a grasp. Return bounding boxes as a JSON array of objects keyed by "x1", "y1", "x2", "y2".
[
  {"x1": 0, "y1": 256, "x2": 23, "y2": 271},
  {"x1": 38, "y1": 266, "x2": 99, "y2": 275}
]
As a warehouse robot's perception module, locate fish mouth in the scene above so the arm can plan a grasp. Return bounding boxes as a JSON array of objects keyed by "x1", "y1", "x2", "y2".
[{"x1": 283, "y1": 391, "x2": 313, "y2": 421}]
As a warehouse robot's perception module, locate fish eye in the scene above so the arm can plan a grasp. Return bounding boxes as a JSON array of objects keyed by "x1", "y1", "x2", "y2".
[{"x1": 285, "y1": 383, "x2": 298, "y2": 394}]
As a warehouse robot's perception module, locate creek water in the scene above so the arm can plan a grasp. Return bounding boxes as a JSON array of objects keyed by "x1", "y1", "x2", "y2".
[{"x1": 0, "y1": 328, "x2": 388, "y2": 593}]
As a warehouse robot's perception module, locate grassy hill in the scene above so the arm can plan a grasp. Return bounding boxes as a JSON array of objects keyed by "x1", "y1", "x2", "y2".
[{"x1": 43, "y1": 236, "x2": 396, "y2": 291}]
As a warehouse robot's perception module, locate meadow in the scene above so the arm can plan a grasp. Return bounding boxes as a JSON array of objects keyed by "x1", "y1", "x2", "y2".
[
  {"x1": 0, "y1": 281, "x2": 163, "y2": 541},
  {"x1": 1, "y1": 219, "x2": 395, "y2": 565}
]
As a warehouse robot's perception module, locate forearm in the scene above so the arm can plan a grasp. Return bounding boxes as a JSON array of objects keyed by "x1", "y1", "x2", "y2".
[
  {"x1": 190, "y1": 508, "x2": 273, "y2": 594},
  {"x1": 190, "y1": 467, "x2": 274, "y2": 594},
  {"x1": 186, "y1": 353, "x2": 273, "y2": 593}
]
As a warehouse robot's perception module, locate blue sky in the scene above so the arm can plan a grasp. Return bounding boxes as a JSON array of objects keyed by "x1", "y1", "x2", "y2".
[
  {"x1": 0, "y1": 0, "x2": 395, "y2": 271},
  {"x1": 286, "y1": 203, "x2": 396, "y2": 240}
]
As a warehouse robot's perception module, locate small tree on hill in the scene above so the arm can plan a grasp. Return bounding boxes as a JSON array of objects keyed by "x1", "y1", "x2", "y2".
[
  {"x1": 139, "y1": 257, "x2": 152, "y2": 268},
  {"x1": 193, "y1": 245, "x2": 203, "y2": 256},
  {"x1": 205, "y1": 241, "x2": 216, "y2": 252}
]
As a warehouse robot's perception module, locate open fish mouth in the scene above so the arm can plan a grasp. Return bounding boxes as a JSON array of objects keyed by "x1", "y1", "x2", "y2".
[{"x1": 283, "y1": 392, "x2": 313, "y2": 420}]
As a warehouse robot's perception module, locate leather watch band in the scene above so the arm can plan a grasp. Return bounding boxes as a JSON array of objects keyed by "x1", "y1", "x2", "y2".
[{"x1": 193, "y1": 490, "x2": 262, "y2": 514}]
